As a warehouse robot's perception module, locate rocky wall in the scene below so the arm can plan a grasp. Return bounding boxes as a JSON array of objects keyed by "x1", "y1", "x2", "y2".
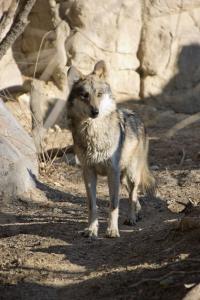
[{"x1": 13, "y1": 0, "x2": 200, "y2": 107}]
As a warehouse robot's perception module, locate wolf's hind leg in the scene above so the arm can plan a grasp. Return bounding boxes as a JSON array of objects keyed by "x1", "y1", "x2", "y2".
[
  {"x1": 124, "y1": 181, "x2": 141, "y2": 226},
  {"x1": 83, "y1": 167, "x2": 98, "y2": 238}
]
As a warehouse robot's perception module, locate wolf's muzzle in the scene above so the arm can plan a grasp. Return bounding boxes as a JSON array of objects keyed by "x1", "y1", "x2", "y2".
[{"x1": 91, "y1": 107, "x2": 99, "y2": 118}]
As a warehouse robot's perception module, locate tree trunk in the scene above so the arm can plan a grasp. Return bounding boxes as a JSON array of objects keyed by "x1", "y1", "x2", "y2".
[{"x1": 0, "y1": 0, "x2": 37, "y2": 61}]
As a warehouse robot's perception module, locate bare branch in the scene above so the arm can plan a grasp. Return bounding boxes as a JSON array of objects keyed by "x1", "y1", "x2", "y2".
[
  {"x1": 164, "y1": 112, "x2": 200, "y2": 138},
  {"x1": 0, "y1": 0, "x2": 37, "y2": 60},
  {"x1": 0, "y1": 0, "x2": 19, "y2": 43}
]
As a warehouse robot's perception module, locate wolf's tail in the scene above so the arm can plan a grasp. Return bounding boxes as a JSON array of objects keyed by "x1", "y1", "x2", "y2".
[{"x1": 139, "y1": 137, "x2": 156, "y2": 198}]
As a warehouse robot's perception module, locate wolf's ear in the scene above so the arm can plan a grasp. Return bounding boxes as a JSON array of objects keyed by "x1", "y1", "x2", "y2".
[
  {"x1": 67, "y1": 66, "x2": 82, "y2": 88},
  {"x1": 93, "y1": 60, "x2": 107, "y2": 79}
]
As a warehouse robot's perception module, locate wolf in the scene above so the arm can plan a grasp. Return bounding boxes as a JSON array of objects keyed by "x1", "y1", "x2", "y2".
[{"x1": 67, "y1": 60, "x2": 155, "y2": 238}]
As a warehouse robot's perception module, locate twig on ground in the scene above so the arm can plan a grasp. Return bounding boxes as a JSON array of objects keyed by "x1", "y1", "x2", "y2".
[
  {"x1": 179, "y1": 148, "x2": 186, "y2": 166},
  {"x1": 164, "y1": 112, "x2": 200, "y2": 139},
  {"x1": 130, "y1": 270, "x2": 200, "y2": 289}
]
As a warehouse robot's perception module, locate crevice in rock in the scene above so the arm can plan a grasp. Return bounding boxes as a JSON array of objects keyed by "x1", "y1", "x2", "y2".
[{"x1": 136, "y1": 0, "x2": 148, "y2": 99}]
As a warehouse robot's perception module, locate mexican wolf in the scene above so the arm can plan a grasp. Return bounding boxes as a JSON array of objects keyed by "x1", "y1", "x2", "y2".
[{"x1": 67, "y1": 61, "x2": 155, "y2": 238}]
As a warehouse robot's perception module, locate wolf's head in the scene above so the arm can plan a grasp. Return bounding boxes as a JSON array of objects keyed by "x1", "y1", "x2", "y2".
[{"x1": 67, "y1": 61, "x2": 116, "y2": 120}]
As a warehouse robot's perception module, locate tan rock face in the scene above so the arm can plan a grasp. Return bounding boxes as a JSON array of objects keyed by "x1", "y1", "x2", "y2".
[
  {"x1": 12, "y1": 0, "x2": 200, "y2": 109},
  {"x1": 0, "y1": 99, "x2": 38, "y2": 198},
  {"x1": 64, "y1": 0, "x2": 142, "y2": 99},
  {"x1": 0, "y1": 49, "x2": 23, "y2": 90},
  {"x1": 141, "y1": 0, "x2": 200, "y2": 102},
  {"x1": 13, "y1": 0, "x2": 142, "y2": 100}
]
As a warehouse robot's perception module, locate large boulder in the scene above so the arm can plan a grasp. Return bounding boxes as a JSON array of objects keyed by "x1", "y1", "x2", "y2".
[
  {"x1": 140, "y1": 0, "x2": 200, "y2": 108},
  {"x1": 12, "y1": 0, "x2": 200, "y2": 111},
  {"x1": 0, "y1": 99, "x2": 38, "y2": 198},
  {"x1": 0, "y1": 49, "x2": 23, "y2": 91},
  {"x1": 64, "y1": 0, "x2": 141, "y2": 99},
  {"x1": 14, "y1": 0, "x2": 142, "y2": 100}
]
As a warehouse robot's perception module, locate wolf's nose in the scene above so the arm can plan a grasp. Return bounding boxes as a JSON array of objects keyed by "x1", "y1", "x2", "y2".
[{"x1": 91, "y1": 108, "x2": 99, "y2": 118}]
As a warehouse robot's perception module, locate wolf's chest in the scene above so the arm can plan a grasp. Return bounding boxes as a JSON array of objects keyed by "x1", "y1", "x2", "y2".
[{"x1": 74, "y1": 120, "x2": 120, "y2": 165}]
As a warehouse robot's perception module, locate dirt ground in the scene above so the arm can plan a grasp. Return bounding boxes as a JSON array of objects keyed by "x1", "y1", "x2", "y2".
[{"x1": 0, "y1": 105, "x2": 200, "y2": 300}]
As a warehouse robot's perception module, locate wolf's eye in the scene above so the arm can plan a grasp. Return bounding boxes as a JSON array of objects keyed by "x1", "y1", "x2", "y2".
[
  {"x1": 80, "y1": 92, "x2": 89, "y2": 101},
  {"x1": 97, "y1": 92, "x2": 103, "y2": 97}
]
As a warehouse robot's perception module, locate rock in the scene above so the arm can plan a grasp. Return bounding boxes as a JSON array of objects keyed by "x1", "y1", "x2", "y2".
[
  {"x1": 43, "y1": 129, "x2": 73, "y2": 152},
  {"x1": 0, "y1": 99, "x2": 38, "y2": 198},
  {"x1": 151, "y1": 165, "x2": 159, "y2": 171},
  {"x1": 11, "y1": 0, "x2": 200, "y2": 109},
  {"x1": 183, "y1": 283, "x2": 200, "y2": 300},
  {"x1": 65, "y1": 0, "x2": 142, "y2": 99},
  {"x1": 6, "y1": 94, "x2": 32, "y2": 133},
  {"x1": 0, "y1": 49, "x2": 23, "y2": 91},
  {"x1": 0, "y1": 0, "x2": 13, "y2": 20},
  {"x1": 167, "y1": 202, "x2": 186, "y2": 213},
  {"x1": 140, "y1": 0, "x2": 200, "y2": 112},
  {"x1": 13, "y1": 0, "x2": 142, "y2": 100}
]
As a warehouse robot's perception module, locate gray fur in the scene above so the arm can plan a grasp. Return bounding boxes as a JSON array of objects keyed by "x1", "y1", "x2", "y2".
[{"x1": 67, "y1": 61, "x2": 155, "y2": 238}]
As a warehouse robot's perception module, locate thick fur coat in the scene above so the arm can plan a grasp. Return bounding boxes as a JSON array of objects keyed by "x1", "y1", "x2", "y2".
[{"x1": 67, "y1": 61, "x2": 155, "y2": 238}]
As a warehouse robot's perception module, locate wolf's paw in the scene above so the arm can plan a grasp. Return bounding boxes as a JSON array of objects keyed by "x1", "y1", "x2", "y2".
[
  {"x1": 106, "y1": 227, "x2": 120, "y2": 238},
  {"x1": 81, "y1": 228, "x2": 98, "y2": 239},
  {"x1": 124, "y1": 218, "x2": 136, "y2": 226},
  {"x1": 124, "y1": 214, "x2": 142, "y2": 226}
]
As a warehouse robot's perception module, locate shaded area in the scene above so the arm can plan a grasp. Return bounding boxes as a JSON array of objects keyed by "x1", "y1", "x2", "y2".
[{"x1": 1, "y1": 256, "x2": 200, "y2": 300}]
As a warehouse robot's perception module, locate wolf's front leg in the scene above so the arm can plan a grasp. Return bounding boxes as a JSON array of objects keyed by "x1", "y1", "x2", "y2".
[
  {"x1": 106, "y1": 165, "x2": 120, "y2": 238},
  {"x1": 82, "y1": 167, "x2": 98, "y2": 238}
]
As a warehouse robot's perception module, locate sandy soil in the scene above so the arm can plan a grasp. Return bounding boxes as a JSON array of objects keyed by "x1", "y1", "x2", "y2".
[{"x1": 0, "y1": 109, "x2": 200, "y2": 300}]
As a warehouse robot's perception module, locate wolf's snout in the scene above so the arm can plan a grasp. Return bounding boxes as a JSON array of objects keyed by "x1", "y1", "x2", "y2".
[{"x1": 91, "y1": 107, "x2": 99, "y2": 118}]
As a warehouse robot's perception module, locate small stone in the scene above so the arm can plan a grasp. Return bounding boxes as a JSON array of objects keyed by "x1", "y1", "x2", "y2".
[
  {"x1": 168, "y1": 202, "x2": 186, "y2": 213},
  {"x1": 151, "y1": 165, "x2": 159, "y2": 171},
  {"x1": 54, "y1": 124, "x2": 61, "y2": 132}
]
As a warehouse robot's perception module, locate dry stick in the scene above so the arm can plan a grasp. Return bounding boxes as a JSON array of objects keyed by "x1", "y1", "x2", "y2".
[
  {"x1": 33, "y1": 30, "x2": 53, "y2": 79},
  {"x1": 177, "y1": 217, "x2": 200, "y2": 231},
  {"x1": 179, "y1": 148, "x2": 186, "y2": 166},
  {"x1": 39, "y1": 53, "x2": 58, "y2": 81},
  {"x1": 164, "y1": 112, "x2": 200, "y2": 138},
  {"x1": 24, "y1": 27, "x2": 49, "y2": 37},
  {"x1": 129, "y1": 270, "x2": 200, "y2": 289},
  {"x1": 30, "y1": 30, "x2": 53, "y2": 163},
  {"x1": 0, "y1": 0, "x2": 37, "y2": 60},
  {"x1": 45, "y1": 130, "x2": 61, "y2": 172},
  {"x1": 21, "y1": 31, "x2": 53, "y2": 75},
  {"x1": 19, "y1": 56, "x2": 56, "y2": 74},
  {"x1": 26, "y1": 48, "x2": 56, "y2": 62}
]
